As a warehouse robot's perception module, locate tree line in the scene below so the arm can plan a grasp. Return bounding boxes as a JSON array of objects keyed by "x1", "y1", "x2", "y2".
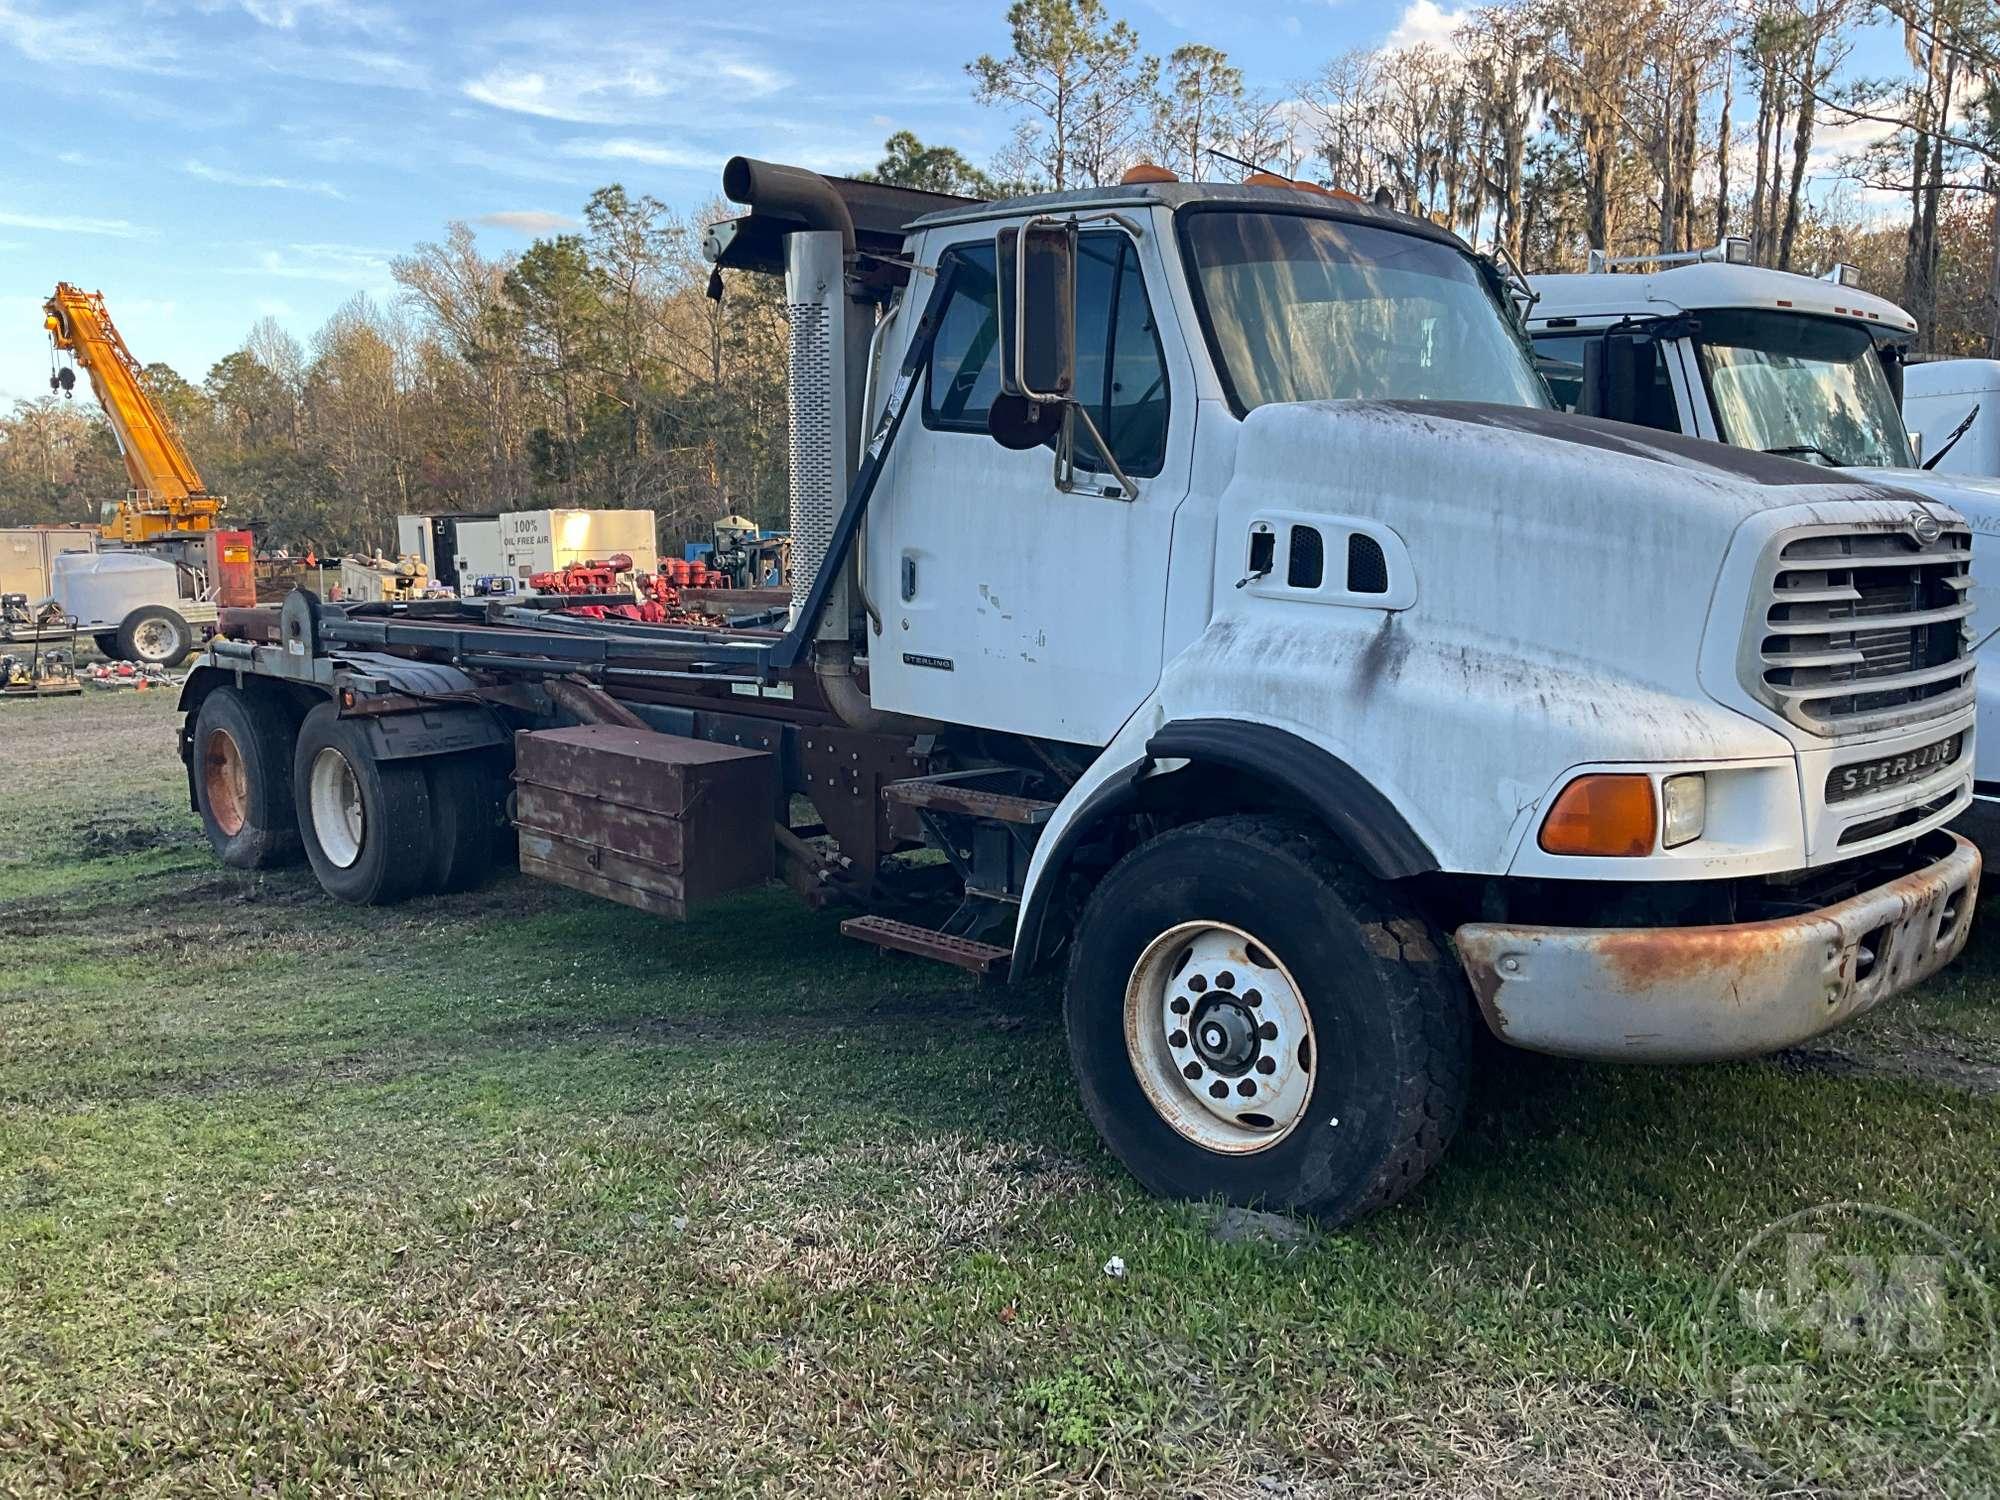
[{"x1": 3, "y1": 0, "x2": 1998, "y2": 551}]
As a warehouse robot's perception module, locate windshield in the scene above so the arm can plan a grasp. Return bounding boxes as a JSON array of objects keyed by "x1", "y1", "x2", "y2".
[
  {"x1": 1695, "y1": 309, "x2": 1913, "y2": 468},
  {"x1": 1179, "y1": 209, "x2": 1551, "y2": 414}
]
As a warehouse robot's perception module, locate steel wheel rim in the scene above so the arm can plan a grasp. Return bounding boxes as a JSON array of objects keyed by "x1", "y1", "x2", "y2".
[
  {"x1": 131, "y1": 618, "x2": 176, "y2": 661},
  {"x1": 202, "y1": 727, "x2": 248, "y2": 837},
  {"x1": 1124, "y1": 920, "x2": 1316, "y2": 1155},
  {"x1": 308, "y1": 746, "x2": 365, "y2": 869}
]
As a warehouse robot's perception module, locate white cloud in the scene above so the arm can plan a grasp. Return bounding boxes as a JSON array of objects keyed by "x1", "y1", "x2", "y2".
[
  {"x1": 474, "y1": 210, "x2": 581, "y2": 235},
  {"x1": 557, "y1": 137, "x2": 718, "y2": 170},
  {"x1": 462, "y1": 51, "x2": 785, "y2": 125},
  {"x1": 464, "y1": 67, "x2": 654, "y2": 123},
  {"x1": 0, "y1": 2, "x2": 182, "y2": 72},
  {"x1": 229, "y1": 242, "x2": 392, "y2": 283},
  {"x1": 231, "y1": 0, "x2": 407, "y2": 39},
  {"x1": 0, "y1": 210, "x2": 153, "y2": 239},
  {"x1": 1385, "y1": 0, "x2": 1470, "y2": 52},
  {"x1": 184, "y1": 158, "x2": 347, "y2": 198}
]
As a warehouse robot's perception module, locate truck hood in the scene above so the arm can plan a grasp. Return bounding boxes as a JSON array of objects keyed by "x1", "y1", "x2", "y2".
[
  {"x1": 1225, "y1": 399, "x2": 1963, "y2": 743},
  {"x1": 1839, "y1": 463, "x2": 2000, "y2": 538}
]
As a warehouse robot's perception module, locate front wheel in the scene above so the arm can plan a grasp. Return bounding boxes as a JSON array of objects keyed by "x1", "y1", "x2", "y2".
[
  {"x1": 292, "y1": 703, "x2": 431, "y2": 904},
  {"x1": 1065, "y1": 814, "x2": 1471, "y2": 1224}
]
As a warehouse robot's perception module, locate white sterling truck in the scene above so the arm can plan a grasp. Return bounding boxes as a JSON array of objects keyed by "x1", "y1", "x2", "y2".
[
  {"x1": 1530, "y1": 245, "x2": 2000, "y2": 814},
  {"x1": 174, "y1": 164, "x2": 1980, "y2": 1223}
]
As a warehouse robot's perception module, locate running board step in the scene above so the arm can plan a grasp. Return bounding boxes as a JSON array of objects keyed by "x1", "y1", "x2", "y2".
[
  {"x1": 839, "y1": 915, "x2": 1012, "y2": 975},
  {"x1": 880, "y1": 775, "x2": 1056, "y2": 825}
]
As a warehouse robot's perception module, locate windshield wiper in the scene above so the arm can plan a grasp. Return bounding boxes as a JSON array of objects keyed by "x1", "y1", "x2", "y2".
[
  {"x1": 1923, "y1": 403, "x2": 1980, "y2": 470},
  {"x1": 1763, "y1": 443, "x2": 1842, "y2": 466}
]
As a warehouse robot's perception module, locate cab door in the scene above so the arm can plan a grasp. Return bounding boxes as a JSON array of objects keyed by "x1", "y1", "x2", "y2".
[{"x1": 864, "y1": 225, "x2": 1194, "y2": 745}]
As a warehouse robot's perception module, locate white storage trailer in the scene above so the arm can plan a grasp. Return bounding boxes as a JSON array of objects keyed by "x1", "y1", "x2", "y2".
[
  {"x1": 499, "y1": 509, "x2": 658, "y2": 581},
  {"x1": 395, "y1": 513, "x2": 502, "y2": 593},
  {"x1": 175, "y1": 161, "x2": 1983, "y2": 1225},
  {"x1": 1904, "y1": 359, "x2": 2000, "y2": 479},
  {"x1": 0, "y1": 525, "x2": 97, "y2": 602}
]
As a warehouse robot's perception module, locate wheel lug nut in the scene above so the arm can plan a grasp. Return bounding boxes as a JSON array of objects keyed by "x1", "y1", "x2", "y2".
[
  {"x1": 1182, "y1": 1062, "x2": 1201, "y2": 1080},
  {"x1": 1258, "y1": 1022, "x2": 1278, "y2": 1041},
  {"x1": 1170, "y1": 997, "x2": 1189, "y2": 1015},
  {"x1": 1244, "y1": 989, "x2": 1262, "y2": 1006},
  {"x1": 1215, "y1": 970, "x2": 1235, "y2": 989},
  {"x1": 1255, "y1": 1056, "x2": 1276, "y2": 1075},
  {"x1": 1237, "y1": 1080, "x2": 1255, "y2": 1097},
  {"x1": 1188, "y1": 975, "x2": 1208, "y2": 993},
  {"x1": 1169, "y1": 1030, "x2": 1188, "y2": 1049},
  {"x1": 1208, "y1": 1080, "x2": 1228, "y2": 1099}
]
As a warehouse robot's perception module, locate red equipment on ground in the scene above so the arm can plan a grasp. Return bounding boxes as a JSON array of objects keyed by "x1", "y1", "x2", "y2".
[{"x1": 535, "y1": 555, "x2": 724, "y2": 629}]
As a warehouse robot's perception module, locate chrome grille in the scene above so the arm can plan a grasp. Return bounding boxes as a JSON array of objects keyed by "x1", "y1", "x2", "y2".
[{"x1": 1754, "y1": 525, "x2": 1974, "y2": 734}]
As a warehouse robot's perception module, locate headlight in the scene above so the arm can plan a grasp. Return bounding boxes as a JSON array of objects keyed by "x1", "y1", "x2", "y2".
[{"x1": 1661, "y1": 773, "x2": 1706, "y2": 848}]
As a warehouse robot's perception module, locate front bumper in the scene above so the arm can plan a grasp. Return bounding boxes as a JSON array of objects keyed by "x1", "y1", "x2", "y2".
[{"x1": 1454, "y1": 833, "x2": 1981, "y2": 1062}]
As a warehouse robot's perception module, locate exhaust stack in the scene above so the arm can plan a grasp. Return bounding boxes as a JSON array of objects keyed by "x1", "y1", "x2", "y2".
[{"x1": 723, "y1": 158, "x2": 870, "y2": 641}]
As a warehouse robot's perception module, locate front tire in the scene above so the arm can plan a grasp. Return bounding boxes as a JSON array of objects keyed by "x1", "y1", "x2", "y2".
[
  {"x1": 1065, "y1": 814, "x2": 1470, "y2": 1224},
  {"x1": 292, "y1": 703, "x2": 431, "y2": 905},
  {"x1": 192, "y1": 687, "x2": 301, "y2": 868}
]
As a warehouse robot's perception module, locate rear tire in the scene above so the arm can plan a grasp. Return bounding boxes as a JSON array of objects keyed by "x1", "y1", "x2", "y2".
[
  {"x1": 292, "y1": 702, "x2": 431, "y2": 905},
  {"x1": 92, "y1": 633, "x2": 119, "y2": 659},
  {"x1": 423, "y1": 751, "x2": 507, "y2": 893},
  {"x1": 1064, "y1": 813, "x2": 1470, "y2": 1225},
  {"x1": 116, "y1": 606, "x2": 192, "y2": 668},
  {"x1": 192, "y1": 687, "x2": 301, "y2": 868}
]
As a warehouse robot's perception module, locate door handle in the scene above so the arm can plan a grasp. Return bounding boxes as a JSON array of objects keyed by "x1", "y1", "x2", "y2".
[{"x1": 901, "y1": 555, "x2": 917, "y2": 602}]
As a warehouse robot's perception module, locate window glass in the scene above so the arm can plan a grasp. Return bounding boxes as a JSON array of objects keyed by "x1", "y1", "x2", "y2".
[
  {"x1": 923, "y1": 233, "x2": 1169, "y2": 478},
  {"x1": 1532, "y1": 331, "x2": 1683, "y2": 433},
  {"x1": 1180, "y1": 210, "x2": 1549, "y2": 413},
  {"x1": 1694, "y1": 310, "x2": 1914, "y2": 467},
  {"x1": 924, "y1": 243, "x2": 1002, "y2": 429},
  {"x1": 1533, "y1": 334, "x2": 1592, "y2": 411}
]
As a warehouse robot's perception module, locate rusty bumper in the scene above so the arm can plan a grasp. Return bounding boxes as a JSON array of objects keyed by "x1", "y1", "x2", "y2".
[{"x1": 1455, "y1": 833, "x2": 1981, "y2": 1063}]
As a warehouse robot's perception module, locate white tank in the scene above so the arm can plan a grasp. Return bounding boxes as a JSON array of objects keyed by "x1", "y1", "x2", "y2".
[{"x1": 49, "y1": 550, "x2": 186, "y2": 629}]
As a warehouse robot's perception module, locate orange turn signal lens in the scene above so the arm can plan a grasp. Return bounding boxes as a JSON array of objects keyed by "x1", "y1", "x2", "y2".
[{"x1": 1538, "y1": 774, "x2": 1656, "y2": 857}]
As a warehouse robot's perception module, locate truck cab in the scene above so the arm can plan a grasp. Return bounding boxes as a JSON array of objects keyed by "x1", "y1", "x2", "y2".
[
  {"x1": 1529, "y1": 248, "x2": 2000, "y2": 810},
  {"x1": 175, "y1": 167, "x2": 1982, "y2": 1225}
]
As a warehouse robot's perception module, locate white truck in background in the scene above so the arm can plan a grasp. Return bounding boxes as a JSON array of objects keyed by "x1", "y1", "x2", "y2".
[
  {"x1": 1905, "y1": 358, "x2": 2000, "y2": 479},
  {"x1": 173, "y1": 164, "x2": 1981, "y2": 1224},
  {"x1": 1530, "y1": 246, "x2": 2000, "y2": 812}
]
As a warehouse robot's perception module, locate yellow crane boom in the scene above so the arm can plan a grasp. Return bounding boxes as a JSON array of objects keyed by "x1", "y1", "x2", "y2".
[{"x1": 43, "y1": 282, "x2": 223, "y2": 543}]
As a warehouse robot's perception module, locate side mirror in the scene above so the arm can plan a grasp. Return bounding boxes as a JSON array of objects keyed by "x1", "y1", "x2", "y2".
[
  {"x1": 997, "y1": 217, "x2": 1077, "y2": 403},
  {"x1": 1579, "y1": 333, "x2": 1649, "y2": 421}
]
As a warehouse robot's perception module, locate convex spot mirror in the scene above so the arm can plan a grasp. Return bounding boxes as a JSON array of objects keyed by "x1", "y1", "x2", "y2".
[{"x1": 997, "y1": 217, "x2": 1077, "y2": 405}]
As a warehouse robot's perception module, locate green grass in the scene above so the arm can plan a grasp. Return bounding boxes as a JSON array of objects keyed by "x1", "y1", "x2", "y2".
[{"x1": 1, "y1": 690, "x2": 1997, "y2": 1495}]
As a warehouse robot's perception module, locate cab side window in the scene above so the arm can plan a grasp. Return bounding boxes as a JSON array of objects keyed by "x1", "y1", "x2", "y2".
[
  {"x1": 923, "y1": 233, "x2": 1170, "y2": 479},
  {"x1": 1532, "y1": 331, "x2": 1683, "y2": 433}
]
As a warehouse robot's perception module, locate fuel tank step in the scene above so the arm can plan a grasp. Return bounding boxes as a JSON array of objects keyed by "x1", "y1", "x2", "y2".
[
  {"x1": 880, "y1": 774, "x2": 1056, "y2": 825},
  {"x1": 839, "y1": 915, "x2": 1012, "y2": 975}
]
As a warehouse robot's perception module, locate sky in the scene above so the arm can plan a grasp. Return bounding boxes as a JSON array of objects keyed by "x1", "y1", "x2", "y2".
[{"x1": 0, "y1": 0, "x2": 1913, "y2": 409}]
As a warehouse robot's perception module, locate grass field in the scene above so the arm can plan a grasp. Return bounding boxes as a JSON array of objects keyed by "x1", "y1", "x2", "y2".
[{"x1": 1, "y1": 689, "x2": 1997, "y2": 1497}]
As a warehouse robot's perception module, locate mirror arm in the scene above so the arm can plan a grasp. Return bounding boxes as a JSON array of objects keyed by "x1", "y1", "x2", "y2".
[{"x1": 1057, "y1": 404, "x2": 1139, "y2": 501}]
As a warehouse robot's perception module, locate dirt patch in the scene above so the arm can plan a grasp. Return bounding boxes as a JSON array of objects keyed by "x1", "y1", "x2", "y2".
[
  {"x1": 1778, "y1": 1040, "x2": 2000, "y2": 1096},
  {"x1": 75, "y1": 817, "x2": 196, "y2": 860}
]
